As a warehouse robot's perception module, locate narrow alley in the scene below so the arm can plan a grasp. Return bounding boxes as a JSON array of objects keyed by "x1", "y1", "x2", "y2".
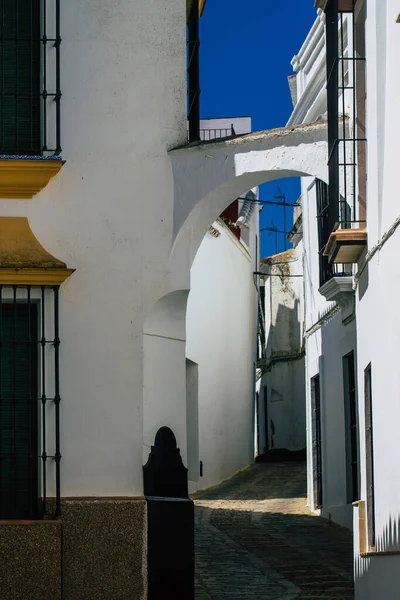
[{"x1": 194, "y1": 461, "x2": 354, "y2": 600}]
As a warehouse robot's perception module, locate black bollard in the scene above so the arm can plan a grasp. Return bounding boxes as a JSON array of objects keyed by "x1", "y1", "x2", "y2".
[{"x1": 143, "y1": 427, "x2": 194, "y2": 600}]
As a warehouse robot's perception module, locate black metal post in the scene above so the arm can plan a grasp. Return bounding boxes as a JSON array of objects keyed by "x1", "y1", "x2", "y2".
[
  {"x1": 53, "y1": 286, "x2": 61, "y2": 516},
  {"x1": 187, "y1": 0, "x2": 200, "y2": 142},
  {"x1": 41, "y1": 286, "x2": 47, "y2": 515},
  {"x1": 144, "y1": 427, "x2": 194, "y2": 600},
  {"x1": 326, "y1": 0, "x2": 339, "y2": 230}
]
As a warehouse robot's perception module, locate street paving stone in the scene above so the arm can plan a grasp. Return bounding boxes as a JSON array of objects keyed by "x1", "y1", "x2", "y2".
[{"x1": 193, "y1": 461, "x2": 354, "y2": 600}]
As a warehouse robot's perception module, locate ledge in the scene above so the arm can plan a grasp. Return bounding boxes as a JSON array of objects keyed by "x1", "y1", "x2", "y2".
[
  {"x1": 324, "y1": 228, "x2": 367, "y2": 264},
  {"x1": 0, "y1": 217, "x2": 74, "y2": 285},
  {"x1": 0, "y1": 157, "x2": 64, "y2": 199},
  {"x1": 360, "y1": 550, "x2": 400, "y2": 558},
  {"x1": 319, "y1": 276, "x2": 354, "y2": 310}
]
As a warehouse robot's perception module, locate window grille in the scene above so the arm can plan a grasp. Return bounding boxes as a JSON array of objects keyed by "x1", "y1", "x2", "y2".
[
  {"x1": 325, "y1": 0, "x2": 366, "y2": 232},
  {"x1": 0, "y1": 0, "x2": 61, "y2": 156},
  {"x1": 316, "y1": 178, "x2": 350, "y2": 286},
  {"x1": 0, "y1": 285, "x2": 61, "y2": 520}
]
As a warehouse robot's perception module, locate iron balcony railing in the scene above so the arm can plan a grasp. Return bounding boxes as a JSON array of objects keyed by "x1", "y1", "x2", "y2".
[{"x1": 199, "y1": 125, "x2": 236, "y2": 141}]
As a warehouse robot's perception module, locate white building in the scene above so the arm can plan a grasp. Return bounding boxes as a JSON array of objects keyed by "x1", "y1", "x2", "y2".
[
  {"x1": 258, "y1": 236, "x2": 306, "y2": 456},
  {"x1": 186, "y1": 117, "x2": 259, "y2": 492},
  {"x1": 289, "y1": 2, "x2": 400, "y2": 598},
  {"x1": 288, "y1": 7, "x2": 358, "y2": 531}
]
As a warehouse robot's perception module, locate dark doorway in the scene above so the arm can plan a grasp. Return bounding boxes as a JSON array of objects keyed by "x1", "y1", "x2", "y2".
[{"x1": 311, "y1": 374, "x2": 323, "y2": 508}]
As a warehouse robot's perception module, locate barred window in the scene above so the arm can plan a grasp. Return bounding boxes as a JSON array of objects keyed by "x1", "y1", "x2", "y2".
[
  {"x1": 325, "y1": 0, "x2": 366, "y2": 230},
  {"x1": 0, "y1": 285, "x2": 61, "y2": 520},
  {"x1": 0, "y1": 0, "x2": 61, "y2": 156}
]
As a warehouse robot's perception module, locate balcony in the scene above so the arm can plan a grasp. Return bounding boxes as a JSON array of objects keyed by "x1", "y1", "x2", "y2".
[{"x1": 324, "y1": 227, "x2": 367, "y2": 264}]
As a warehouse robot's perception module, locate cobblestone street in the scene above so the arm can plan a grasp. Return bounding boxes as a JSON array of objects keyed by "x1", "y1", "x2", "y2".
[{"x1": 194, "y1": 461, "x2": 354, "y2": 600}]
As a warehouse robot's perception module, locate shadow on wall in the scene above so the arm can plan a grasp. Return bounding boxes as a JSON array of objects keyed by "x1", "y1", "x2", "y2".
[
  {"x1": 355, "y1": 515, "x2": 400, "y2": 599},
  {"x1": 263, "y1": 297, "x2": 305, "y2": 453}
]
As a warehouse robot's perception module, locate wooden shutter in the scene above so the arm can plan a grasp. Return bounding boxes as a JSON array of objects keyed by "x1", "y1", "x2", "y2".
[
  {"x1": 0, "y1": 0, "x2": 41, "y2": 155},
  {"x1": 0, "y1": 303, "x2": 38, "y2": 519}
]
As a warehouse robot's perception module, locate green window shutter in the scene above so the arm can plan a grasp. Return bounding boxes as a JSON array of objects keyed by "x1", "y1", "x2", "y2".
[
  {"x1": 0, "y1": 0, "x2": 41, "y2": 155},
  {"x1": 0, "y1": 304, "x2": 38, "y2": 519}
]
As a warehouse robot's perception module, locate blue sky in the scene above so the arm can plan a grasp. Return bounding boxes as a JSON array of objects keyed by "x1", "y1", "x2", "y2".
[{"x1": 200, "y1": 0, "x2": 317, "y2": 258}]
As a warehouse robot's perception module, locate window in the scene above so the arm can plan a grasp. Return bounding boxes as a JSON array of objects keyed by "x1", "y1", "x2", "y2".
[
  {"x1": 0, "y1": 0, "x2": 61, "y2": 156},
  {"x1": 320, "y1": 0, "x2": 367, "y2": 269},
  {"x1": 0, "y1": 285, "x2": 61, "y2": 520},
  {"x1": 311, "y1": 374, "x2": 323, "y2": 508},
  {"x1": 316, "y1": 179, "x2": 350, "y2": 286},
  {"x1": 364, "y1": 363, "x2": 375, "y2": 547},
  {"x1": 343, "y1": 351, "x2": 359, "y2": 503}
]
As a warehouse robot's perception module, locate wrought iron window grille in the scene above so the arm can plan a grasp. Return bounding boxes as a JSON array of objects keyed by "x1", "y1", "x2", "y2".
[
  {"x1": 325, "y1": 0, "x2": 366, "y2": 235},
  {"x1": 0, "y1": 284, "x2": 61, "y2": 520},
  {"x1": 0, "y1": 0, "x2": 61, "y2": 156},
  {"x1": 316, "y1": 179, "x2": 351, "y2": 287},
  {"x1": 318, "y1": 0, "x2": 366, "y2": 284}
]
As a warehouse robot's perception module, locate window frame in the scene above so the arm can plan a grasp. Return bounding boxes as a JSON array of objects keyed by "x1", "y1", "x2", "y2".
[
  {"x1": 0, "y1": 284, "x2": 61, "y2": 520},
  {"x1": 0, "y1": 0, "x2": 61, "y2": 157}
]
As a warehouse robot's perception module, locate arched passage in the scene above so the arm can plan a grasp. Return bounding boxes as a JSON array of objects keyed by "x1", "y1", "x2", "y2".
[
  {"x1": 170, "y1": 121, "x2": 328, "y2": 274},
  {"x1": 143, "y1": 121, "x2": 328, "y2": 479}
]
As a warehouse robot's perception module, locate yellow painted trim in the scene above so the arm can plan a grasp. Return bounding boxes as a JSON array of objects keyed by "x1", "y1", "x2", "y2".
[
  {"x1": 0, "y1": 217, "x2": 74, "y2": 285},
  {"x1": 0, "y1": 159, "x2": 64, "y2": 199},
  {"x1": 0, "y1": 268, "x2": 74, "y2": 286},
  {"x1": 199, "y1": 0, "x2": 207, "y2": 16}
]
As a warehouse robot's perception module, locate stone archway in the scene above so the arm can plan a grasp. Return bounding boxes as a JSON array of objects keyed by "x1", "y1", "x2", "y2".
[
  {"x1": 169, "y1": 121, "x2": 328, "y2": 276},
  {"x1": 143, "y1": 120, "x2": 329, "y2": 478}
]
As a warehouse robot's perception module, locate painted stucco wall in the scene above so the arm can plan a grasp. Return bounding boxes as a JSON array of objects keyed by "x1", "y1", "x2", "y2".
[
  {"x1": 353, "y1": 1, "x2": 400, "y2": 595},
  {"x1": 186, "y1": 216, "x2": 258, "y2": 491},
  {"x1": 260, "y1": 245, "x2": 306, "y2": 453},
  {"x1": 300, "y1": 176, "x2": 356, "y2": 530},
  {"x1": 0, "y1": 0, "x2": 187, "y2": 497},
  {"x1": 289, "y1": 11, "x2": 357, "y2": 529}
]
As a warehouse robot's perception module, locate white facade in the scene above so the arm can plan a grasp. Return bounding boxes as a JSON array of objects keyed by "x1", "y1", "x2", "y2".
[
  {"x1": 258, "y1": 245, "x2": 306, "y2": 454},
  {"x1": 290, "y1": 1, "x2": 400, "y2": 597},
  {"x1": 186, "y1": 210, "x2": 258, "y2": 491},
  {"x1": 353, "y1": 0, "x2": 400, "y2": 596},
  {"x1": 288, "y1": 8, "x2": 357, "y2": 530},
  {"x1": 0, "y1": 0, "x2": 187, "y2": 499}
]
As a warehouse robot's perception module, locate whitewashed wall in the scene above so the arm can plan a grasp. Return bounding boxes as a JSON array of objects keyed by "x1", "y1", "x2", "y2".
[
  {"x1": 186, "y1": 215, "x2": 258, "y2": 491},
  {"x1": 300, "y1": 175, "x2": 356, "y2": 530},
  {"x1": 289, "y1": 7, "x2": 358, "y2": 527},
  {"x1": 354, "y1": 1, "x2": 400, "y2": 596},
  {"x1": 259, "y1": 245, "x2": 306, "y2": 453},
  {"x1": 1, "y1": 0, "x2": 187, "y2": 497}
]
